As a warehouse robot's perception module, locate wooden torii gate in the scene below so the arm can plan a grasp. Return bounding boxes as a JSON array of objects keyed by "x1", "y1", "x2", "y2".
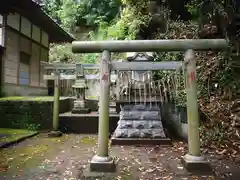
[{"x1": 71, "y1": 39, "x2": 228, "y2": 173}]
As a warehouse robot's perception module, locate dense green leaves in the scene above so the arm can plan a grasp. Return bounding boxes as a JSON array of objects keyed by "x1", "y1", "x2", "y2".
[{"x1": 42, "y1": 0, "x2": 121, "y2": 32}]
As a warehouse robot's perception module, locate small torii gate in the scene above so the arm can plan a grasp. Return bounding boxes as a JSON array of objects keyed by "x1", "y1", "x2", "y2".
[
  {"x1": 72, "y1": 39, "x2": 228, "y2": 172},
  {"x1": 42, "y1": 63, "x2": 100, "y2": 136}
]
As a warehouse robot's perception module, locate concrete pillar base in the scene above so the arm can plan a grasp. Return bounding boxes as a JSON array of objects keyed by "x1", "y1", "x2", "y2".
[
  {"x1": 181, "y1": 154, "x2": 212, "y2": 174},
  {"x1": 90, "y1": 155, "x2": 116, "y2": 172},
  {"x1": 48, "y1": 130, "x2": 62, "y2": 137}
]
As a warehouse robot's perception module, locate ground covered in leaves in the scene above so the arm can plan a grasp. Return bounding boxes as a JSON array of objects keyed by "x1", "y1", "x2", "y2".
[{"x1": 0, "y1": 134, "x2": 239, "y2": 180}]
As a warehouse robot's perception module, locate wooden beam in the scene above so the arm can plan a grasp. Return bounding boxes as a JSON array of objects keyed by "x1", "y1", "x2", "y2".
[
  {"x1": 111, "y1": 61, "x2": 183, "y2": 71},
  {"x1": 72, "y1": 39, "x2": 228, "y2": 53}
]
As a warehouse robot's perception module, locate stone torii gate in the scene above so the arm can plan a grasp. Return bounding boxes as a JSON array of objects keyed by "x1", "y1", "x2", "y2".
[
  {"x1": 43, "y1": 63, "x2": 100, "y2": 136},
  {"x1": 72, "y1": 39, "x2": 228, "y2": 172}
]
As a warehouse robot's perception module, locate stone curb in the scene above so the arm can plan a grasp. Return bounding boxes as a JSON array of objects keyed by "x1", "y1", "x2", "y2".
[{"x1": 0, "y1": 131, "x2": 39, "y2": 148}]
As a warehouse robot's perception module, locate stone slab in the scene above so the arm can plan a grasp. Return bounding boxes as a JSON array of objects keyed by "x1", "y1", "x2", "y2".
[
  {"x1": 81, "y1": 165, "x2": 117, "y2": 180},
  {"x1": 111, "y1": 137, "x2": 172, "y2": 146},
  {"x1": 181, "y1": 156, "x2": 213, "y2": 175},
  {"x1": 90, "y1": 159, "x2": 116, "y2": 172},
  {"x1": 113, "y1": 128, "x2": 166, "y2": 138},
  {"x1": 72, "y1": 107, "x2": 91, "y2": 114},
  {"x1": 121, "y1": 105, "x2": 160, "y2": 111},
  {"x1": 0, "y1": 131, "x2": 39, "y2": 148},
  {"x1": 82, "y1": 170, "x2": 116, "y2": 180},
  {"x1": 48, "y1": 130, "x2": 62, "y2": 137}
]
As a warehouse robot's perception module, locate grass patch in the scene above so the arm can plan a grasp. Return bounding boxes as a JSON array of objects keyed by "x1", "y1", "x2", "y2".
[
  {"x1": 0, "y1": 96, "x2": 70, "y2": 101},
  {"x1": 80, "y1": 136, "x2": 97, "y2": 145},
  {"x1": 0, "y1": 128, "x2": 38, "y2": 146},
  {"x1": 86, "y1": 96, "x2": 98, "y2": 100},
  {"x1": 0, "y1": 96, "x2": 26, "y2": 101},
  {"x1": 0, "y1": 96, "x2": 52, "y2": 101}
]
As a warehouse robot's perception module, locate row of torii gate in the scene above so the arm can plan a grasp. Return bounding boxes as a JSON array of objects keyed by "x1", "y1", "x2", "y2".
[{"x1": 44, "y1": 39, "x2": 228, "y2": 173}]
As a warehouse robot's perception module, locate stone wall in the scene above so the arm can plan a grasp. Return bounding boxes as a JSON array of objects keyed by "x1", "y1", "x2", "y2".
[
  {"x1": 161, "y1": 103, "x2": 208, "y2": 140},
  {"x1": 0, "y1": 98, "x2": 73, "y2": 130},
  {"x1": 161, "y1": 103, "x2": 188, "y2": 139}
]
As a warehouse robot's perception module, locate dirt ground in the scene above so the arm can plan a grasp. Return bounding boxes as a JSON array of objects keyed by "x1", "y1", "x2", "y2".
[{"x1": 0, "y1": 134, "x2": 239, "y2": 180}]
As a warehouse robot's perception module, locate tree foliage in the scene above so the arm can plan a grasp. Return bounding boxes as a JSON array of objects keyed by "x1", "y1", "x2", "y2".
[{"x1": 42, "y1": 0, "x2": 121, "y2": 32}]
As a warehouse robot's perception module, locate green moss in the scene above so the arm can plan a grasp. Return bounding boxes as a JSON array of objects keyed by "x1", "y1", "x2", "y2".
[
  {"x1": 0, "y1": 96, "x2": 26, "y2": 100},
  {"x1": 0, "y1": 144, "x2": 48, "y2": 173},
  {"x1": 80, "y1": 136, "x2": 97, "y2": 144},
  {"x1": 0, "y1": 96, "x2": 68, "y2": 101},
  {"x1": 86, "y1": 96, "x2": 98, "y2": 100},
  {"x1": 0, "y1": 128, "x2": 37, "y2": 144},
  {"x1": 0, "y1": 96, "x2": 48, "y2": 101},
  {"x1": 32, "y1": 97, "x2": 54, "y2": 101}
]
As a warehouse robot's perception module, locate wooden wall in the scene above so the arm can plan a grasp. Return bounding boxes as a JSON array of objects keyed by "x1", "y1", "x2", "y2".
[
  {"x1": 31, "y1": 43, "x2": 40, "y2": 87},
  {"x1": 4, "y1": 30, "x2": 19, "y2": 84},
  {"x1": 2, "y1": 12, "x2": 49, "y2": 89},
  {"x1": 0, "y1": 15, "x2": 3, "y2": 47}
]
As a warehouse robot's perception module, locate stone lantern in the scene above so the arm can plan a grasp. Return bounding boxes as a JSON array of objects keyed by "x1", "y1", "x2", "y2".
[{"x1": 72, "y1": 64, "x2": 90, "y2": 114}]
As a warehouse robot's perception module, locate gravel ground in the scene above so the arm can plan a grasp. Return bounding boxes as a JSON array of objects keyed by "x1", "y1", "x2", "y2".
[{"x1": 0, "y1": 133, "x2": 239, "y2": 180}]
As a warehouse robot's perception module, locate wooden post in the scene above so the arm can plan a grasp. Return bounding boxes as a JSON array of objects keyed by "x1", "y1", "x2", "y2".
[{"x1": 90, "y1": 50, "x2": 115, "y2": 172}]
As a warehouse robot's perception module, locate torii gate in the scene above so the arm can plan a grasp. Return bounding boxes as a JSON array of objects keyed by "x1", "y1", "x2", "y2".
[
  {"x1": 42, "y1": 63, "x2": 100, "y2": 137},
  {"x1": 72, "y1": 39, "x2": 228, "y2": 173}
]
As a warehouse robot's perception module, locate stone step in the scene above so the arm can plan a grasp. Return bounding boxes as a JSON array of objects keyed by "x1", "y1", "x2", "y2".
[
  {"x1": 120, "y1": 112, "x2": 161, "y2": 120},
  {"x1": 111, "y1": 137, "x2": 172, "y2": 146},
  {"x1": 121, "y1": 104, "x2": 160, "y2": 111},
  {"x1": 113, "y1": 128, "x2": 166, "y2": 138},
  {"x1": 109, "y1": 104, "x2": 116, "y2": 108},
  {"x1": 117, "y1": 120, "x2": 163, "y2": 129}
]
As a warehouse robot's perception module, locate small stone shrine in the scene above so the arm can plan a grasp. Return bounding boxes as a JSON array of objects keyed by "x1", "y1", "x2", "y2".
[
  {"x1": 112, "y1": 52, "x2": 166, "y2": 139},
  {"x1": 72, "y1": 64, "x2": 91, "y2": 114}
]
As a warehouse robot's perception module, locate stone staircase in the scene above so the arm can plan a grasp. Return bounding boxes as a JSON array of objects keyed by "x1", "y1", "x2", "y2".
[
  {"x1": 111, "y1": 104, "x2": 171, "y2": 145},
  {"x1": 109, "y1": 103, "x2": 117, "y2": 113}
]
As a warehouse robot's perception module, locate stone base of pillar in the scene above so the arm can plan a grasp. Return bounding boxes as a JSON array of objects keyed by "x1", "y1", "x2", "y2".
[
  {"x1": 90, "y1": 155, "x2": 116, "y2": 172},
  {"x1": 48, "y1": 130, "x2": 62, "y2": 137},
  {"x1": 181, "y1": 154, "x2": 212, "y2": 174}
]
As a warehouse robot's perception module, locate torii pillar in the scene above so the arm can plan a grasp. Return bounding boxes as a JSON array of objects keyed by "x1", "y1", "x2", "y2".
[{"x1": 90, "y1": 50, "x2": 116, "y2": 172}]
